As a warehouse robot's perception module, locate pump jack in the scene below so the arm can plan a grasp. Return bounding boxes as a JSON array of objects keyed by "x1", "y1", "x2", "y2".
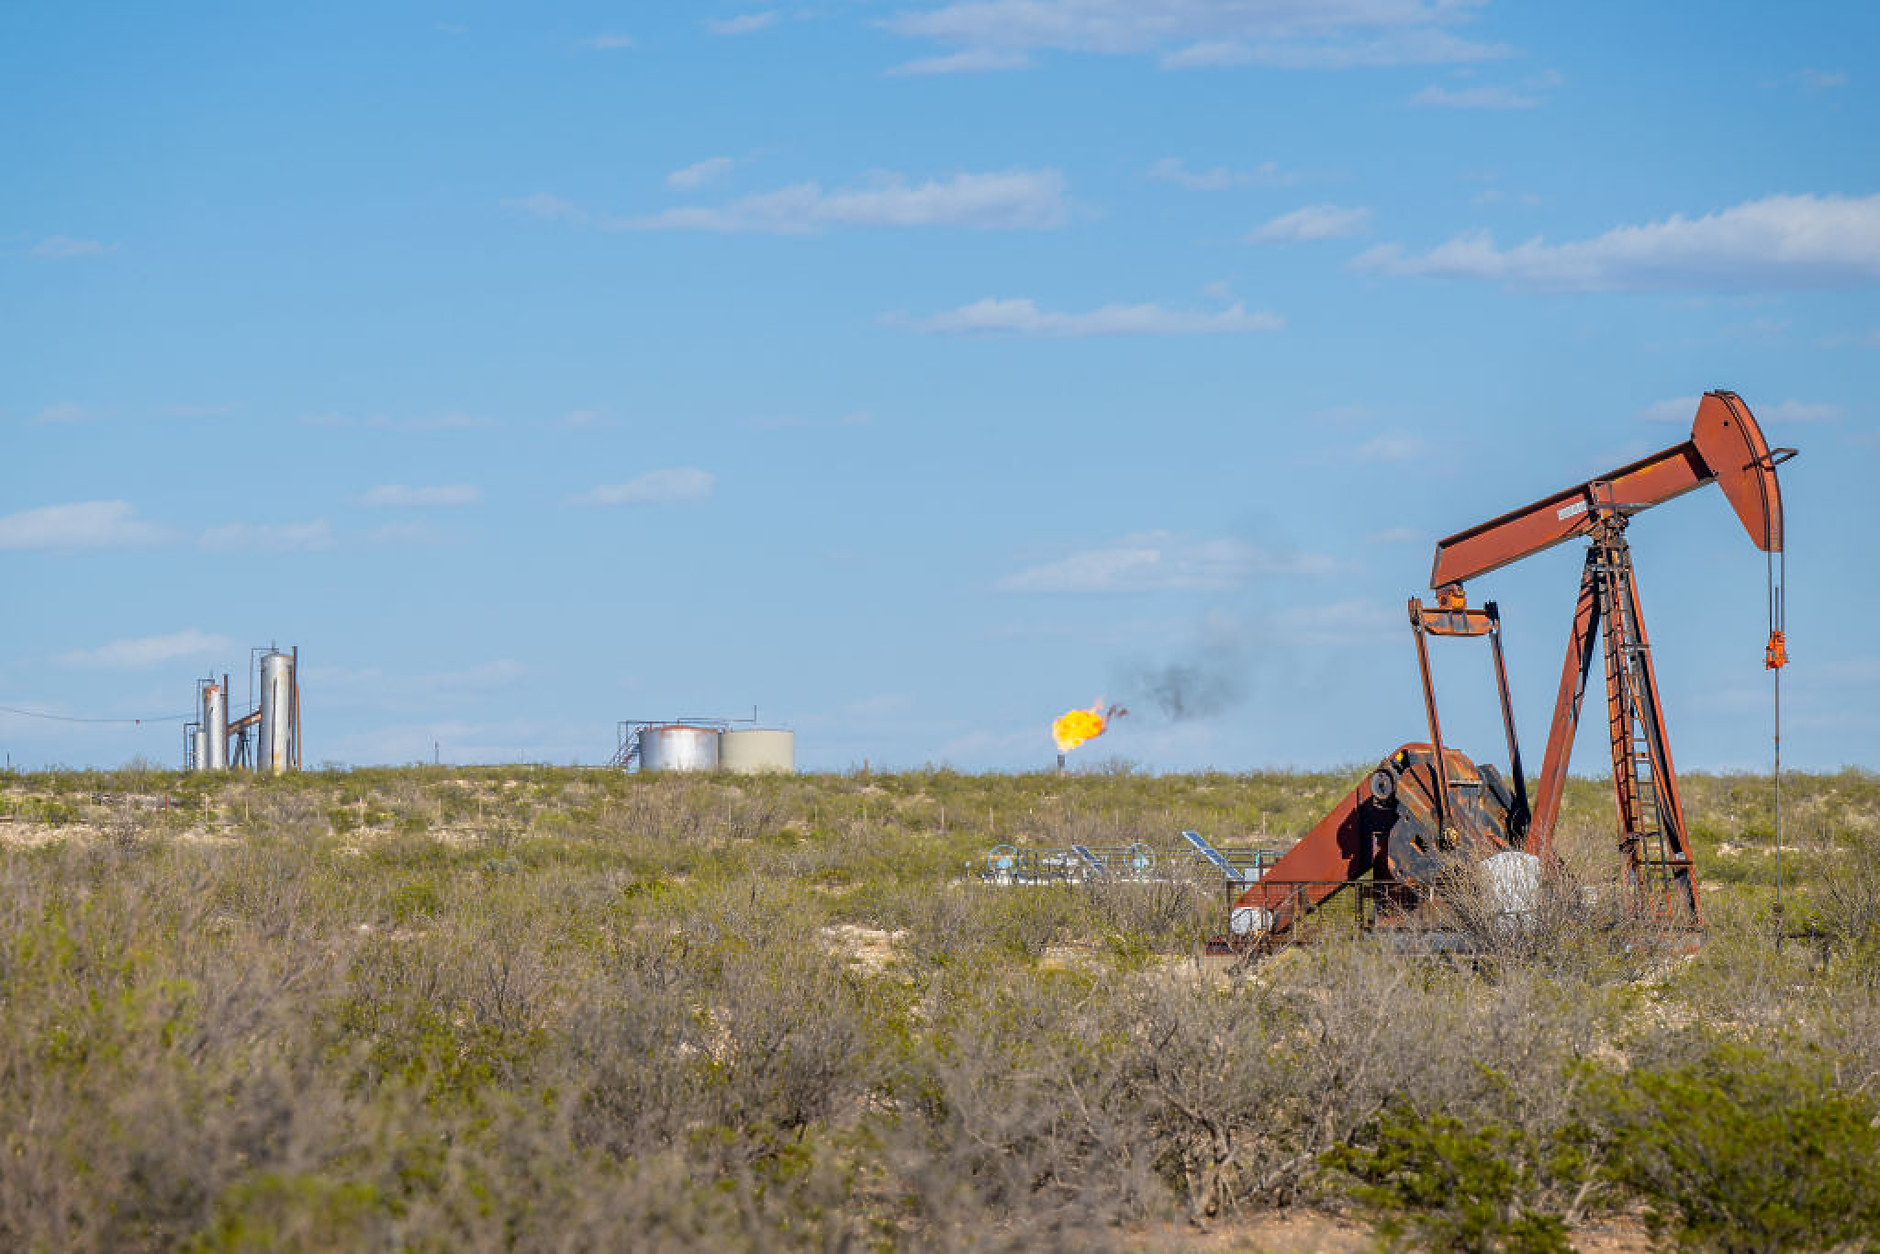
[{"x1": 1231, "y1": 392, "x2": 1793, "y2": 949}]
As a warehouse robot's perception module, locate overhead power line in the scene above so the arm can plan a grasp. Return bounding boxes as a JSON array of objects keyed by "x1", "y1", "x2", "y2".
[{"x1": 0, "y1": 702, "x2": 190, "y2": 726}]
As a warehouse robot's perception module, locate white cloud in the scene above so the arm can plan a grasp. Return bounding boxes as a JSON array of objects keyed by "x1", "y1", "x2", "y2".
[
  {"x1": 887, "y1": 47, "x2": 1033, "y2": 74},
  {"x1": 1410, "y1": 83, "x2": 1538, "y2": 108},
  {"x1": 412, "y1": 412, "x2": 498, "y2": 431},
  {"x1": 573, "y1": 467, "x2": 715, "y2": 506},
  {"x1": 706, "y1": 11, "x2": 779, "y2": 35},
  {"x1": 1765, "y1": 399, "x2": 1843, "y2": 424},
  {"x1": 748, "y1": 411, "x2": 874, "y2": 431},
  {"x1": 887, "y1": 1, "x2": 1513, "y2": 70},
  {"x1": 1274, "y1": 598, "x2": 1400, "y2": 642},
  {"x1": 326, "y1": 717, "x2": 587, "y2": 766},
  {"x1": 1639, "y1": 395, "x2": 1701, "y2": 424},
  {"x1": 297, "y1": 411, "x2": 499, "y2": 431},
  {"x1": 1799, "y1": 68, "x2": 1847, "y2": 90},
  {"x1": 362, "y1": 520, "x2": 450, "y2": 546},
  {"x1": 1354, "y1": 434, "x2": 1423, "y2": 461},
  {"x1": 1159, "y1": 29, "x2": 1509, "y2": 69},
  {"x1": 1366, "y1": 526, "x2": 1424, "y2": 544},
  {"x1": 624, "y1": 170, "x2": 1071, "y2": 233},
  {"x1": 1411, "y1": 68, "x2": 1559, "y2": 109},
  {"x1": 504, "y1": 192, "x2": 590, "y2": 224},
  {"x1": 414, "y1": 659, "x2": 530, "y2": 691},
  {"x1": 1148, "y1": 156, "x2": 1293, "y2": 190},
  {"x1": 1249, "y1": 204, "x2": 1372, "y2": 242},
  {"x1": 1352, "y1": 193, "x2": 1880, "y2": 291},
  {"x1": 29, "y1": 402, "x2": 91, "y2": 424},
  {"x1": 557, "y1": 409, "x2": 607, "y2": 429},
  {"x1": 358, "y1": 484, "x2": 481, "y2": 508},
  {"x1": 587, "y1": 33, "x2": 634, "y2": 50},
  {"x1": 31, "y1": 235, "x2": 110, "y2": 259},
  {"x1": 666, "y1": 156, "x2": 735, "y2": 190},
  {"x1": 1819, "y1": 657, "x2": 1880, "y2": 684},
  {"x1": 998, "y1": 531, "x2": 1333, "y2": 593},
  {"x1": 899, "y1": 296, "x2": 1282, "y2": 336},
  {"x1": 0, "y1": 501, "x2": 166, "y2": 550},
  {"x1": 157, "y1": 402, "x2": 240, "y2": 418},
  {"x1": 308, "y1": 659, "x2": 530, "y2": 700},
  {"x1": 24, "y1": 401, "x2": 236, "y2": 424},
  {"x1": 1633, "y1": 395, "x2": 1837, "y2": 427},
  {"x1": 198, "y1": 520, "x2": 335, "y2": 551},
  {"x1": 1722, "y1": 316, "x2": 1789, "y2": 343},
  {"x1": 57, "y1": 629, "x2": 234, "y2": 670}
]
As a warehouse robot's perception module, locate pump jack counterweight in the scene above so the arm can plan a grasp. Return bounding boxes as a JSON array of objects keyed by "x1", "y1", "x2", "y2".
[{"x1": 1232, "y1": 391, "x2": 1793, "y2": 953}]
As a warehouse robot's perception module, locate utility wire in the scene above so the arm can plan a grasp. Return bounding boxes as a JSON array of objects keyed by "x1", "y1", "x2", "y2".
[{"x1": 0, "y1": 703, "x2": 191, "y2": 725}]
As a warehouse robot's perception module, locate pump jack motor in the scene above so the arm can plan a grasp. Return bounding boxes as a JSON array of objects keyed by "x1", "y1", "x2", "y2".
[{"x1": 1232, "y1": 391, "x2": 1794, "y2": 950}]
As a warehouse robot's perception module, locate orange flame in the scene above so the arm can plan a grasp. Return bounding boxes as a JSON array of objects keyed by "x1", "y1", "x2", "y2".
[{"x1": 1052, "y1": 700, "x2": 1127, "y2": 754}]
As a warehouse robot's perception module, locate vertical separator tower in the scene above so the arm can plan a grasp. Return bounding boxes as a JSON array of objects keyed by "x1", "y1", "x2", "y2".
[
  {"x1": 257, "y1": 649, "x2": 296, "y2": 775},
  {"x1": 202, "y1": 676, "x2": 229, "y2": 770}
]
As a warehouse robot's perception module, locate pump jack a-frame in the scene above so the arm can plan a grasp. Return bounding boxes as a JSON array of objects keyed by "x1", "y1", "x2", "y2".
[{"x1": 1232, "y1": 391, "x2": 1792, "y2": 947}]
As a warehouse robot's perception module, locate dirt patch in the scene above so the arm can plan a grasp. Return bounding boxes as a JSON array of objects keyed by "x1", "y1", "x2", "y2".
[
  {"x1": 1127, "y1": 1209, "x2": 1370, "y2": 1253},
  {"x1": 0, "y1": 821, "x2": 98, "y2": 847},
  {"x1": 820, "y1": 923, "x2": 903, "y2": 973},
  {"x1": 1126, "y1": 1207, "x2": 1654, "y2": 1252}
]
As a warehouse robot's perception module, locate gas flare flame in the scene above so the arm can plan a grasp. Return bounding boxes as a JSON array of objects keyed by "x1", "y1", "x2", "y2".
[{"x1": 1053, "y1": 700, "x2": 1127, "y2": 754}]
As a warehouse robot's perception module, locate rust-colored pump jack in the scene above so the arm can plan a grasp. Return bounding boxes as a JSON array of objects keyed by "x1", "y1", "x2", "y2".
[{"x1": 1232, "y1": 392, "x2": 1793, "y2": 949}]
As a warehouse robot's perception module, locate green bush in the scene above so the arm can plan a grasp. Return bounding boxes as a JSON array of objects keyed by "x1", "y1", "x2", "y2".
[
  {"x1": 1324, "y1": 1106, "x2": 1576, "y2": 1253},
  {"x1": 1596, "y1": 1042, "x2": 1880, "y2": 1252}
]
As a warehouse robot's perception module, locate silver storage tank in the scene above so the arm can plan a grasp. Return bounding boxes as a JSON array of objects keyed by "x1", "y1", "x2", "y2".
[
  {"x1": 191, "y1": 727, "x2": 210, "y2": 772},
  {"x1": 638, "y1": 724, "x2": 720, "y2": 772},
  {"x1": 719, "y1": 729, "x2": 794, "y2": 774},
  {"x1": 202, "y1": 682, "x2": 228, "y2": 770},
  {"x1": 257, "y1": 651, "x2": 294, "y2": 774}
]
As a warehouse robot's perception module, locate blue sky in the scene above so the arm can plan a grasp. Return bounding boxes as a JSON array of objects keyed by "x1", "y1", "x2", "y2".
[{"x1": 2, "y1": 1, "x2": 1875, "y2": 773}]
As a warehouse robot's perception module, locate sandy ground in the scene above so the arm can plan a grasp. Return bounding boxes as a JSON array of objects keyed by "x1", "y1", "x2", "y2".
[{"x1": 1128, "y1": 1208, "x2": 1653, "y2": 1252}]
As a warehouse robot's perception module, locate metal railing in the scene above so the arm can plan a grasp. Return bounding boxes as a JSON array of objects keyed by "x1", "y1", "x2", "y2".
[
  {"x1": 977, "y1": 839, "x2": 1283, "y2": 887},
  {"x1": 1226, "y1": 878, "x2": 1443, "y2": 954}
]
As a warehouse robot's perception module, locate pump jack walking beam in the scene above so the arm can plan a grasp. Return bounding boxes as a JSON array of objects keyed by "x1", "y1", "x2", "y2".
[{"x1": 1429, "y1": 392, "x2": 1787, "y2": 590}]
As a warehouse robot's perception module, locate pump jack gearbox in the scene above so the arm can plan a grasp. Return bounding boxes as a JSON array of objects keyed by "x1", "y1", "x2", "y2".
[{"x1": 1232, "y1": 391, "x2": 1794, "y2": 950}]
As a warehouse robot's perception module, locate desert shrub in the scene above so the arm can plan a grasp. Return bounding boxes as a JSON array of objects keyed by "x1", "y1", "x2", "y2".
[
  {"x1": 1593, "y1": 1040, "x2": 1880, "y2": 1252},
  {"x1": 888, "y1": 964, "x2": 1170, "y2": 1246},
  {"x1": 1816, "y1": 830, "x2": 1880, "y2": 985},
  {"x1": 192, "y1": 1172, "x2": 392, "y2": 1251},
  {"x1": 894, "y1": 882, "x2": 1082, "y2": 965},
  {"x1": 1117, "y1": 969, "x2": 1293, "y2": 1221},
  {"x1": 0, "y1": 765, "x2": 1876, "y2": 1248},
  {"x1": 704, "y1": 941, "x2": 880, "y2": 1148},
  {"x1": 1112, "y1": 944, "x2": 1617, "y2": 1225},
  {"x1": 1323, "y1": 1106, "x2": 1575, "y2": 1253},
  {"x1": 1080, "y1": 875, "x2": 1220, "y2": 961}
]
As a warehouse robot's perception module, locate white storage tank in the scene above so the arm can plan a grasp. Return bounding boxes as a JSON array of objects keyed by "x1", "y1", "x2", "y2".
[
  {"x1": 638, "y1": 724, "x2": 721, "y2": 772},
  {"x1": 719, "y1": 729, "x2": 794, "y2": 775}
]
